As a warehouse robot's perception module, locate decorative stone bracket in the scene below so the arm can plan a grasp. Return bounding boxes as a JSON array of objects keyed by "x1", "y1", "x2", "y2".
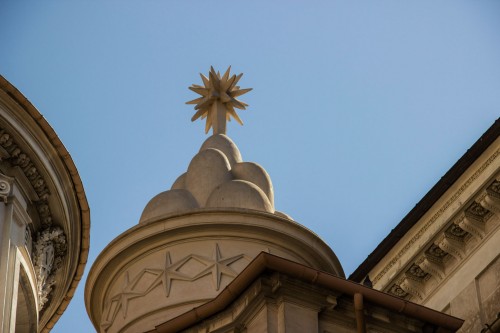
[
  {"x1": 416, "y1": 255, "x2": 445, "y2": 281},
  {"x1": 435, "y1": 233, "x2": 466, "y2": 261},
  {"x1": 387, "y1": 178, "x2": 500, "y2": 301},
  {"x1": 456, "y1": 213, "x2": 485, "y2": 240}
]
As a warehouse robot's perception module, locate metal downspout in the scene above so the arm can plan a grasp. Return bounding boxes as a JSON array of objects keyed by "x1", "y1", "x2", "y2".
[{"x1": 354, "y1": 293, "x2": 366, "y2": 333}]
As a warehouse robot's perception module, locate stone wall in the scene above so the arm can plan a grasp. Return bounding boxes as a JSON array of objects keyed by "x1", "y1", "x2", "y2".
[{"x1": 447, "y1": 255, "x2": 500, "y2": 332}]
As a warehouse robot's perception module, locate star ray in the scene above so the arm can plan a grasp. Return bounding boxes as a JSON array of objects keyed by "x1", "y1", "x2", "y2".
[
  {"x1": 186, "y1": 96, "x2": 206, "y2": 105},
  {"x1": 200, "y1": 73, "x2": 210, "y2": 87},
  {"x1": 228, "y1": 107, "x2": 243, "y2": 125},
  {"x1": 229, "y1": 74, "x2": 243, "y2": 90},
  {"x1": 191, "y1": 108, "x2": 207, "y2": 121},
  {"x1": 188, "y1": 86, "x2": 209, "y2": 95},
  {"x1": 230, "y1": 97, "x2": 246, "y2": 110},
  {"x1": 231, "y1": 88, "x2": 252, "y2": 98}
]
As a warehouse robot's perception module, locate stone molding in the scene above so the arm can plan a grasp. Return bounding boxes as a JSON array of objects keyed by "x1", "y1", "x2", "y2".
[
  {"x1": 385, "y1": 177, "x2": 500, "y2": 302},
  {"x1": 0, "y1": 127, "x2": 53, "y2": 227},
  {"x1": 374, "y1": 148, "x2": 499, "y2": 286},
  {"x1": 182, "y1": 271, "x2": 433, "y2": 333},
  {"x1": 0, "y1": 126, "x2": 68, "y2": 312},
  {"x1": 456, "y1": 213, "x2": 485, "y2": 240}
]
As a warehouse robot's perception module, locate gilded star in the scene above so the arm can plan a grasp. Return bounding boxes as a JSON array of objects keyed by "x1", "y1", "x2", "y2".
[
  {"x1": 186, "y1": 66, "x2": 252, "y2": 135},
  {"x1": 192, "y1": 243, "x2": 244, "y2": 290}
]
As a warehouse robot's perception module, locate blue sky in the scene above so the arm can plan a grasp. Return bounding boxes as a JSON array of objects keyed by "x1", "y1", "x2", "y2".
[{"x1": 1, "y1": 1, "x2": 499, "y2": 332}]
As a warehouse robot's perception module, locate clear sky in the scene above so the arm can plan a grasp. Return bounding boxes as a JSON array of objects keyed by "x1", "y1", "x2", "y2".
[{"x1": 1, "y1": 1, "x2": 500, "y2": 332}]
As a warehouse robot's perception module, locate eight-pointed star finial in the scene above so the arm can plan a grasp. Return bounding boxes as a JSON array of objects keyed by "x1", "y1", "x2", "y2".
[{"x1": 186, "y1": 66, "x2": 252, "y2": 135}]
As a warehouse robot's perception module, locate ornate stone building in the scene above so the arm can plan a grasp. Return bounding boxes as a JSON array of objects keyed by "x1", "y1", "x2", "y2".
[
  {"x1": 0, "y1": 76, "x2": 90, "y2": 332},
  {"x1": 3, "y1": 68, "x2": 495, "y2": 333},
  {"x1": 350, "y1": 119, "x2": 500, "y2": 332},
  {"x1": 85, "y1": 68, "x2": 466, "y2": 333}
]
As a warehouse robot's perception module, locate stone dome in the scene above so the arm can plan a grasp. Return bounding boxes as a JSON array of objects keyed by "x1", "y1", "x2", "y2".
[
  {"x1": 86, "y1": 70, "x2": 344, "y2": 333},
  {"x1": 139, "y1": 134, "x2": 277, "y2": 224}
]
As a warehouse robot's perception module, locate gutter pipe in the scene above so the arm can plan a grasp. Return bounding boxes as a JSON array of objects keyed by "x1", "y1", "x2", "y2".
[{"x1": 354, "y1": 293, "x2": 366, "y2": 333}]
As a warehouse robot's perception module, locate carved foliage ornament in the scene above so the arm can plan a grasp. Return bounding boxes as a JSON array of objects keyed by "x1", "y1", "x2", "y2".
[
  {"x1": 0, "y1": 128, "x2": 53, "y2": 226},
  {"x1": 488, "y1": 179, "x2": 500, "y2": 198},
  {"x1": 445, "y1": 223, "x2": 468, "y2": 241},
  {"x1": 388, "y1": 284, "x2": 409, "y2": 298},
  {"x1": 405, "y1": 264, "x2": 429, "y2": 282},
  {"x1": 33, "y1": 227, "x2": 67, "y2": 311},
  {"x1": 426, "y1": 244, "x2": 448, "y2": 262},
  {"x1": 466, "y1": 201, "x2": 492, "y2": 221}
]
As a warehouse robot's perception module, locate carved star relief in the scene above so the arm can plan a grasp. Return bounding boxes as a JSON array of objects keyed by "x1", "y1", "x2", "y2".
[
  {"x1": 109, "y1": 272, "x2": 143, "y2": 319},
  {"x1": 100, "y1": 255, "x2": 191, "y2": 331},
  {"x1": 186, "y1": 66, "x2": 252, "y2": 135},
  {"x1": 192, "y1": 243, "x2": 244, "y2": 290},
  {"x1": 143, "y1": 252, "x2": 192, "y2": 297},
  {"x1": 100, "y1": 245, "x2": 247, "y2": 330}
]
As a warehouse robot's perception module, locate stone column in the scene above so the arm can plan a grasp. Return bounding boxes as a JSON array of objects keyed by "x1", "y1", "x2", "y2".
[{"x1": 0, "y1": 173, "x2": 33, "y2": 333}]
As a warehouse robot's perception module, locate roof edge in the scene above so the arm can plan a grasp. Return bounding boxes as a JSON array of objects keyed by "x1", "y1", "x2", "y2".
[
  {"x1": 349, "y1": 118, "x2": 500, "y2": 282},
  {"x1": 150, "y1": 252, "x2": 464, "y2": 333}
]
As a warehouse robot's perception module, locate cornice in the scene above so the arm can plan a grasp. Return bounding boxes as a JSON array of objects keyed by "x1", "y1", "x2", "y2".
[
  {"x1": 350, "y1": 119, "x2": 500, "y2": 283},
  {"x1": 371, "y1": 148, "x2": 499, "y2": 288},
  {"x1": 379, "y1": 174, "x2": 500, "y2": 303}
]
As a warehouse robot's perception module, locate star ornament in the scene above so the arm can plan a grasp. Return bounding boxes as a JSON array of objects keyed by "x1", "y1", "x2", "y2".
[{"x1": 186, "y1": 66, "x2": 252, "y2": 135}]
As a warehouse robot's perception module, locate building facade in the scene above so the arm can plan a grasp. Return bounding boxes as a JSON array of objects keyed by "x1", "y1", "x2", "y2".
[
  {"x1": 350, "y1": 120, "x2": 500, "y2": 332},
  {"x1": 85, "y1": 69, "x2": 467, "y2": 333},
  {"x1": 0, "y1": 76, "x2": 90, "y2": 332},
  {"x1": 3, "y1": 70, "x2": 494, "y2": 332}
]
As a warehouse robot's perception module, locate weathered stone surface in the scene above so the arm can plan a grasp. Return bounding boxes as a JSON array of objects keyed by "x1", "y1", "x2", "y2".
[
  {"x1": 232, "y1": 162, "x2": 274, "y2": 207},
  {"x1": 479, "y1": 255, "x2": 500, "y2": 324},
  {"x1": 185, "y1": 148, "x2": 232, "y2": 206},
  {"x1": 199, "y1": 134, "x2": 242, "y2": 166},
  {"x1": 86, "y1": 210, "x2": 344, "y2": 333},
  {"x1": 140, "y1": 189, "x2": 198, "y2": 223},
  {"x1": 206, "y1": 180, "x2": 273, "y2": 212},
  {"x1": 450, "y1": 281, "x2": 482, "y2": 333},
  {"x1": 171, "y1": 172, "x2": 186, "y2": 190}
]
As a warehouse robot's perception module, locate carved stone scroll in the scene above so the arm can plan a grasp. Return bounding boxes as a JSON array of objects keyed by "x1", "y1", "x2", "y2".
[
  {"x1": 0, "y1": 172, "x2": 13, "y2": 202},
  {"x1": 416, "y1": 255, "x2": 445, "y2": 281},
  {"x1": 455, "y1": 213, "x2": 485, "y2": 240},
  {"x1": 480, "y1": 182, "x2": 500, "y2": 215},
  {"x1": 435, "y1": 234, "x2": 465, "y2": 261},
  {"x1": 400, "y1": 277, "x2": 425, "y2": 301}
]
